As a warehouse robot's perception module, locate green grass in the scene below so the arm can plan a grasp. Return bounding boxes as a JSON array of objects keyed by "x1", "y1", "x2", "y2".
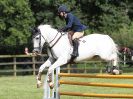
[
  {"x1": 0, "y1": 74, "x2": 133, "y2": 99},
  {"x1": 0, "y1": 76, "x2": 43, "y2": 99}
]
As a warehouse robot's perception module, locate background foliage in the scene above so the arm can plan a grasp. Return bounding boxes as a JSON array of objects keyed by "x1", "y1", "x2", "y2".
[{"x1": 0, "y1": 0, "x2": 133, "y2": 54}]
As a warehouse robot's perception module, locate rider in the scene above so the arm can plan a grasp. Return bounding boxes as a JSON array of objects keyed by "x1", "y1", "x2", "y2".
[{"x1": 58, "y1": 5, "x2": 87, "y2": 58}]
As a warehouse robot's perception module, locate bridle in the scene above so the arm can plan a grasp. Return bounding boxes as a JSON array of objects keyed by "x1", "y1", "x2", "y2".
[
  {"x1": 33, "y1": 29, "x2": 63, "y2": 52},
  {"x1": 33, "y1": 31, "x2": 44, "y2": 52}
]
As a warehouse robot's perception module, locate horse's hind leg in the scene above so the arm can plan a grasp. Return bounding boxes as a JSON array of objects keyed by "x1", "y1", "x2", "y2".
[
  {"x1": 101, "y1": 54, "x2": 121, "y2": 74},
  {"x1": 111, "y1": 58, "x2": 122, "y2": 75},
  {"x1": 106, "y1": 61, "x2": 112, "y2": 73}
]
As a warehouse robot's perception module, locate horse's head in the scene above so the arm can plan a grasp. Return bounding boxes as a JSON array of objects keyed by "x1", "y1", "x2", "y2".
[
  {"x1": 32, "y1": 26, "x2": 46, "y2": 55},
  {"x1": 32, "y1": 24, "x2": 61, "y2": 55}
]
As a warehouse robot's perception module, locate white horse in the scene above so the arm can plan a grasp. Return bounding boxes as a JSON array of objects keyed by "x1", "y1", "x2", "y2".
[{"x1": 32, "y1": 24, "x2": 120, "y2": 88}]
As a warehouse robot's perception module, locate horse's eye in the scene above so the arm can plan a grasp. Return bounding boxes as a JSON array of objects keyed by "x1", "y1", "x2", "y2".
[{"x1": 36, "y1": 37, "x2": 39, "y2": 40}]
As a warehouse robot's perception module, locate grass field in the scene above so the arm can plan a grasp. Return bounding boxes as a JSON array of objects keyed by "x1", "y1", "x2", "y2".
[
  {"x1": 0, "y1": 73, "x2": 133, "y2": 99},
  {"x1": 0, "y1": 75, "x2": 43, "y2": 99}
]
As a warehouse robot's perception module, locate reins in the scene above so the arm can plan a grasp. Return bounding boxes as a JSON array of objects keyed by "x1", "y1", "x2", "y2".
[
  {"x1": 49, "y1": 32, "x2": 63, "y2": 49},
  {"x1": 35, "y1": 30, "x2": 63, "y2": 49}
]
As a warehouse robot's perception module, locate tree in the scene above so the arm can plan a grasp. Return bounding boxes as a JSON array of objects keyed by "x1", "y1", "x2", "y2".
[
  {"x1": 0, "y1": 0, "x2": 35, "y2": 54},
  {"x1": 0, "y1": 0, "x2": 133, "y2": 54}
]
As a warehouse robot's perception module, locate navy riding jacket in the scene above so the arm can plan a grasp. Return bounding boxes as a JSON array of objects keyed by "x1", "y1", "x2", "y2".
[{"x1": 61, "y1": 13, "x2": 87, "y2": 32}]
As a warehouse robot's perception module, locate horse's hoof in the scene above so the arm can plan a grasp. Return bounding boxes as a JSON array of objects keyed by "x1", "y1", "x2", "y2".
[
  {"x1": 37, "y1": 83, "x2": 42, "y2": 88},
  {"x1": 37, "y1": 81, "x2": 42, "y2": 88},
  {"x1": 49, "y1": 82, "x2": 54, "y2": 89},
  {"x1": 112, "y1": 69, "x2": 120, "y2": 75},
  {"x1": 37, "y1": 84, "x2": 41, "y2": 88}
]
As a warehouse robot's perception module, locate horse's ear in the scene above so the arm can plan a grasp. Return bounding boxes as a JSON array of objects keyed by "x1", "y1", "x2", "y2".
[{"x1": 31, "y1": 27, "x2": 38, "y2": 35}]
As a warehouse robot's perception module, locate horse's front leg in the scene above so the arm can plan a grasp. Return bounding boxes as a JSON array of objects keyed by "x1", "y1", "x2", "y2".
[
  {"x1": 36, "y1": 57, "x2": 54, "y2": 88},
  {"x1": 47, "y1": 56, "x2": 69, "y2": 89}
]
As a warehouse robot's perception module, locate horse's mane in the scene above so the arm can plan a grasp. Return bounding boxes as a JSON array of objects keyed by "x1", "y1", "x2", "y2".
[{"x1": 38, "y1": 24, "x2": 57, "y2": 32}]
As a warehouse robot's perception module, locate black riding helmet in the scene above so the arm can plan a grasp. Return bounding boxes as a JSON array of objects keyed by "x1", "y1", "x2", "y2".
[{"x1": 58, "y1": 5, "x2": 69, "y2": 13}]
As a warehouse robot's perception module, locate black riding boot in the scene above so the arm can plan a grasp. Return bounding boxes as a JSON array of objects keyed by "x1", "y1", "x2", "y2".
[{"x1": 71, "y1": 39, "x2": 79, "y2": 58}]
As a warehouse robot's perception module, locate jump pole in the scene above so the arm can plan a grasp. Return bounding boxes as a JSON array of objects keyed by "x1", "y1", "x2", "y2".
[
  {"x1": 59, "y1": 73, "x2": 133, "y2": 79},
  {"x1": 59, "y1": 80, "x2": 133, "y2": 88},
  {"x1": 58, "y1": 73, "x2": 133, "y2": 98},
  {"x1": 45, "y1": 67, "x2": 133, "y2": 99},
  {"x1": 59, "y1": 92, "x2": 133, "y2": 98}
]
